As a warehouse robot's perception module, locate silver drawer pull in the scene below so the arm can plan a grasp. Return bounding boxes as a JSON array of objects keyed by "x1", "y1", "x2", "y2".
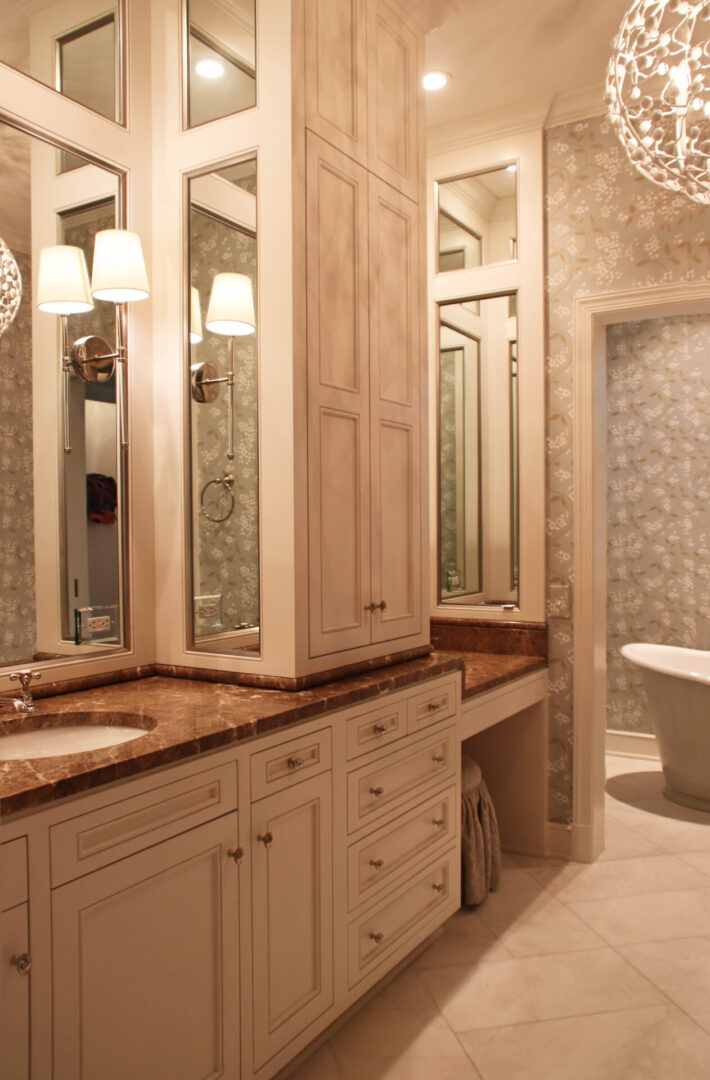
[
  {"x1": 369, "y1": 857, "x2": 385, "y2": 870},
  {"x1": 432, "y1": 818, "x2": 445, "y2": 829},
  {"x1": 287, "y1": 756, "x2": 304, "y2": 769},
  {"x1": 432, "y1": 754, "x2": 445, "y2": 765},
  {"x1": 227, "y1": 846, "x2": 245, "y2": 864},
  {"x1": 369, "y1": 931, "x2": 385, "y2": 944},
  {"x1": 257, "y1": 832, "x2": 273, "y2": 848},
  {"x1": 427, "y1": 702, "x2": 444, "y2": 713},
  {"x1": 432, "y1": 883, "x2": 445, "y2": 894},
  {"x1": 370, "y1": 785, "x2": 385, "y2": 797},
  {"x1": 11, "y1": 953, "x2": 31, "y2": 975},
  {"x1": 373, "y1": 723, "x2": 388, "y2": 735}
]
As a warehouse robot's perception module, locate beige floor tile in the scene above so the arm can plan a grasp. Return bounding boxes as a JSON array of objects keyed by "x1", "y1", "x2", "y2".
[
  {"x1": 419, "y1": 948, "x2": 661, "y2": 1031},
  {"x1": 360, "y1": 970, "x2": 437, "y2": 1015},
  {"x1": 596, "y1": 819, "x2": 665, "y2": 860},
  {"x1": 569, "y1": 888, "x2": 710, "y2": 945},
  {"x1": 411, "y1": 910, "x2": 513, "y2": 970},
  {"x1": 681, "y1": 851, "x2": 710, "y2": 876},
  {"x1": 530, "y1": 854, "x2": 710, "y2": 901},
  {"x1": 605, "y1": 754, "x2": 661, "y2": 778},
  {"x1": 286, "y1": 1043, "x2": 341, "y2": 1080},
  {"x1": 459, "y1": 1004, "x2": 710, "y2": 1080},
  {"x1": 619, "y1": 937, "x2": 710, "y2": 1035},
  {"x1": 623, "y1": 813, "x2": 710, "y2": 854},
  {"x1": 336, "y1": 1053, "x2": 482, "y2": 1080},
  {"x1": 476, "y1": 888, "x2": 605, "y2": 957},
  {"x1": 329, "y1": 1004, "x2": 467, "y2": 1064}
]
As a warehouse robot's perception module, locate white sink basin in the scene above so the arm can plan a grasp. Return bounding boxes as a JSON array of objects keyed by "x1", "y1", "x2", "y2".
[{"x1": 0, "y1": 712, "x2": 153, "y2": 760}]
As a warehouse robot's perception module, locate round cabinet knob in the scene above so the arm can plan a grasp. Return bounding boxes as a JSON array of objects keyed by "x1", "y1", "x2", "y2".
[
  {"x1": 257, "y1": 832, "x2": 273, "y2": 848},
  {"x1": 287, "y1": 757, "x2": 304, "y2": 770},
  {"x1": 427, "y1": 702, "x2": 443, "y2": 713},
  {"x1": 369, "y1": 786, "x2": 385, "y2": 797},
  {"x1": 364, "y1": 602, "x2": 377, "y2": 613},
  {"x1": 375, "y1": 600, "x2": 387, "y2": 612},
  {"x1": 373, "y1": 723, "x2": 388, "y2": 735},
  {"x1": 11, "y1": 953, "x2": 31, "y2": 975},
  {"x1": 227, "y1": 846, "x2": 245, "y2": 864},
  {"x1": 369, "y1": 858, "x2": 385, "y2": 870},
  {"x1": 369, "y1": 931, "x2": 385, "y2": 944},
  {"x1": 432, "y1": 754, "x2": 445, "y2": 765},
  {"x1": 432, "y1": 818, "x2": 445, "y2": 829},
  {"x1": 432, "y1": 883, "x2": 445, "y2": 894}
]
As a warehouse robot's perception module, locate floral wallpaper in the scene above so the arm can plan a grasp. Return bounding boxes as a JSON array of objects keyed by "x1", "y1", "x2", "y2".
[
  {"x1": 606, "y1": 315, "x2": 710, "y2": 735},
  {"x1": 0, "y1": 249, "x2": 36, "y2": 666},
  {"x1": 439, "y1": 348, "x2": 460, "y2": 586},
  {"x1": 545, "y1": 114, "x2": 710, "y2": 823},
  {"x1": 189, "y1": 207, "x2": 259, "y2": 637}
]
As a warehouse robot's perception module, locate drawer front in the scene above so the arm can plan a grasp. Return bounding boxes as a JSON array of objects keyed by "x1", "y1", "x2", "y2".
[
  {"x1": 407, "y1": 678, "x2": 457, "y2": 735},
  {"x1": 346, "y1": 700, "x2": 407, "y2": 760},
  {"x1": 250, "y1": 728, "x2": 331, "y2": 802},
  {"x1": 347, "y1": 786, "x2": 457, "y2": 911},
  {"x1": 348, "y1": 849, "x2": 457, "y2": 988},
  {"x1": 1, "y1": 837, "x2": 28, "y2": 911},
  {"x1": 347, "y1": 726, "x2": 456, "y2": 833},
  {"x1": 50, "y1": 763, "x2": 238, "y2": 887}
]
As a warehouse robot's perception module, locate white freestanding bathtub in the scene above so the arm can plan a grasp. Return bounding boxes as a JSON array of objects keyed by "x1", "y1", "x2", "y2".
[{"x1": 621, "y1": 643, "x2": 710, "y2": 812}]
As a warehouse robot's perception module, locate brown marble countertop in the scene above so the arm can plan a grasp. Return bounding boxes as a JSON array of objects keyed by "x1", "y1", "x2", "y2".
[{"x1": 0, "y1": 649, "x2": 548, "y2": 819}]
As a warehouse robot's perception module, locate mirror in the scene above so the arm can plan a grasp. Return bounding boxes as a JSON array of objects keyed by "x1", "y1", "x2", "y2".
[
  {"x1": 437, "y1": 165, "x2": 517, "y2": 272},
  {"x1": 186, "y1": 0, "x2": 256, "y2": 128},
  {"x1": 438, "y1": 294, "x2": 519, "y2": 608},
  {"x1": 188, "y1": 156, "x2": 259, "y2": 655},
  {"x1": 2, "y1": 1, "x2": 122, "y2": 123},
  {"x1": 0, "y1": 119, "x2": 123, "y2": 669}
]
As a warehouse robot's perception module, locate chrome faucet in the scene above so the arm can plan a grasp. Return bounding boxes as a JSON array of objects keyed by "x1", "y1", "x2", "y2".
[{"x1": 0, "y1": 671, "x2": 41, "y2": 716}]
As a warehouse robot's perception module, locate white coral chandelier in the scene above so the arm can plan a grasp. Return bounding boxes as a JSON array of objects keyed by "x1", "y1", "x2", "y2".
[
  {"x1": 606, "y1": 0, "x2": 710, "y2": 204},
  {"x1": 0, "y1": 237, "x2": 22, "y2": 337}
]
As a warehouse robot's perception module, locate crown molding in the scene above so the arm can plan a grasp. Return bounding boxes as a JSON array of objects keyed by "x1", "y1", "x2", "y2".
[
  {"x1": 426, "y1": 96, "x2": 553, "y2": 153},
  {"x1": 545, "y1": 84, "x2": 605, "y2": 129}
]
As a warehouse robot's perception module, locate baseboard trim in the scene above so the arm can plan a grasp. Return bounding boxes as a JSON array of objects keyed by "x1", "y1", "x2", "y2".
[
  {"x1": 606, "y1": 729, "x2": 659, "y2": 760},
  {"x1": 546, "y1": 822, "x2": 571, "y2": 859}
]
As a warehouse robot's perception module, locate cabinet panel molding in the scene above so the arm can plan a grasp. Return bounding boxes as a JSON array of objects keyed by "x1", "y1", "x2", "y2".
[
  {"x1": 0, "y1": 903, "x2": 29, "y2": 1080},
  {"x1": 367, "y1": 0, "x2": 420, "y2": 200},
  {"x1": 305, "y1": 0, "x2": 368, "y2": 163}
]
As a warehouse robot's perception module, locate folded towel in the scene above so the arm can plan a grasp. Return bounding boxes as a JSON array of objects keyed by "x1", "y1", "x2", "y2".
[{"x1": 461, "y1": 754, "x2": 502, "y2": 906}]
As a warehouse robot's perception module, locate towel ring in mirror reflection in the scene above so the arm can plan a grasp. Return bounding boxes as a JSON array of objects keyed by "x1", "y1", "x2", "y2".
[{"x1": 200, "y1": 474, "x2": 235, "y2": 523}]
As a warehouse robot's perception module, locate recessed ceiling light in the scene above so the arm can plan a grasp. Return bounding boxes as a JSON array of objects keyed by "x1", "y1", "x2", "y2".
[
  {"x1": 423, "y1": 71, "x2": 449, "y2": 91},
  {"x1": 196, "y1": 59, "x2": 225, "y2": 79},
  {"x1": 506, "y1": 164, "x2": 517, "y2": 172}
]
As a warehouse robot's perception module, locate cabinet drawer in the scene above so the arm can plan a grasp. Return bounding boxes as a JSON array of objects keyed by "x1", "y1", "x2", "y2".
[
  {"x1": 1, "y1": 838, "x2": 28, "y2": 912},
  {"x1": 348, "y1": 849, "x2": 457, "y2": 988},
  {"x1": 346, "y1": 700, "x2": 407, "y2": 760},
  {"x1": 347, "y1": 726, "x2": 456, "y2": 833},
  {"x1": 347, "y1": 786, "x2": 457, "y2": 911},
  {"x1": 407, "y1": 679, "x2": 457, "y2": 734},
  {"x1": 50, "y1": 763, "x2": 238, "y2": 887},
  {"x1": 250, "y1": 728, "x2": 331, "y2": 802}
]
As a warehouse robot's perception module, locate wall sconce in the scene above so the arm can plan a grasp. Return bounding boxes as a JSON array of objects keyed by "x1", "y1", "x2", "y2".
[
  {"x1": 37, "y1": 229, "x2": 149, "y2": 453},
  {"x1": 191, "y1": 272, "x2": 255, "y2": 462}
]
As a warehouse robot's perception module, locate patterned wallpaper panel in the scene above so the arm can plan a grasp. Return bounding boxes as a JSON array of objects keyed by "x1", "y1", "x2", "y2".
[
  {"x1": 606, "y1": 315, "x2": 710, "y2": 735},
  {"x1": 0, "y1": 249, "x2": 36, "y2": 666},
  {"x1": 545, "y1": 114, "x2": 710, "y2": 822},
  {"x1": 439, "y1": 349, "x2": 459, "y2": 585}
]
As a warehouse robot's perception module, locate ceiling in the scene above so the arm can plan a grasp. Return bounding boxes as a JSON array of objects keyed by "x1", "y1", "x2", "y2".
[{"x1": 423, "y1": 0, "x2": 632, "y2": 128}]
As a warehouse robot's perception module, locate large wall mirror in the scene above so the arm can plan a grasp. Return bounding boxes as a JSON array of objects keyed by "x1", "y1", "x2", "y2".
[
  {"x1": 438, "y1": 294, "x2": 519, "y2": 609},
  {"x1": 2, "y1": 1, "x2": 123, "y2": 123},
  {"x1": 187, "y1": 155, "x2": 260, "y2": 656},
  {"x1": 437, "y1": 164, "x2": 517, "y2": 272},
  {"x1": 0, "y1": 118, "x2": 125, "y2": 670},
  {"x1": 186, "y1": 0, "x2": 255, "y2": 128}
]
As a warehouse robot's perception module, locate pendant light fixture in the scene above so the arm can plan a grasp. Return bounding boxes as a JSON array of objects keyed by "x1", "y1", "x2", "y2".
[{"x1": 0, "y1": 237, "x2": 22, "y2": 338}]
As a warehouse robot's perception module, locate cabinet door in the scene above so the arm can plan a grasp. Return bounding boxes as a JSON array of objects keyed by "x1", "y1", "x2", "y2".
[
  {"x1": 0, "y1": 904, "x2": 30, "y2": 1080},
  {"x1": 306, "y1": 133, "x2": 372, "y2": 657},
  {"x1": 52, "y1": 812, "x2": 240, "y2": 1080},
  {"x1": 368, "y1": 175, "x2": 422, "y2": 642},
  {"x1": 367, "y1": 0, "x2": 421, "y2": 200},
  {"x1": 305, "y1": 0, "x2": 368, "y2": 164},
  {"x1": 251, "y1": 772, "x2": 333, "y2": 1072}
]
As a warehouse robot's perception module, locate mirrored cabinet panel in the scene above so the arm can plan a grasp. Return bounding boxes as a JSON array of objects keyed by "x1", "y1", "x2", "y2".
[
  {"x1": 0, "y1": 119, "x2": 125, "y2": 670},
  {"x1": 186, "y1": 0, "x2": 256, "y2": 128},
  {"x1": 2, "y1": 1, "x2": 122, "y2": 123},
  {"x1": 188, "y1": 156, "x2": 259, "y2": 656},
  {"x1": 437, "y1": 165, "x2": 517, "y2": 272},
  {"x1": 438, "y1": 294, "x2": 519, "y2": 609}
]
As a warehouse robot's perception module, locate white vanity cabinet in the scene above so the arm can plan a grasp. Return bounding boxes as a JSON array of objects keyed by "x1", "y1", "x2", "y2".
[{"x1": 1, "y1": 838, "x2": 30, "y2": 1080}]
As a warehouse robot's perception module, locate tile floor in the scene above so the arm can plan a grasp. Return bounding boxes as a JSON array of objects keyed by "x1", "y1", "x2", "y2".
[{"x1": 289, "y1": 754, "x2": 710, "y2": 1079}]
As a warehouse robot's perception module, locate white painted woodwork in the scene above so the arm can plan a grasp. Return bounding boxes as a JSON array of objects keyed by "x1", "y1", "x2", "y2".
[
  {"x1": 0, "y1": 903, "x2": 30, "y2": 1080},
  {"x1": 1, "y1": 838, "x2": 28, "y2": 911},
  {"x1": 345, "y1": 699, "x2": 407, "y2": 759},
  {"x1": 347, "y1": 725, "x2": 457, "y2": 832},
  {"x1": 49, "y1": 763, "x2": 238, "y2": 886},
  {"x1": 250, "y1": 727, "x2": 332, "y2": 800},
  {"x1": 51, "y1": 812, "x2": 240, "y2": 1080},
  {"x1": 407, "y1": 677, "x2": 457, "y2": 733},
  {"x1": 366, "y1": 0, "x2": 420, "y2": 201},
  {"x1": 305, "y1": 0, "x2": 368, "y2": 164},
  {"x1": 347, "y1": 785, "x2": 456, "y2": 910},
  {"x1": 250, "y1": 772, "x2": 333, "y2": 1072}
]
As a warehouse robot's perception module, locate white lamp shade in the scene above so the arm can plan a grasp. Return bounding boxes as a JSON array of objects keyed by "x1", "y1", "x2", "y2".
[
  {"x1": 205, "y1": 272, "x2": 255, "y2": 336},
  {"x1": 190, "y1": 286, "x2": 203, "y2": 344},
  {"x1": 37, "y1": 245, "x2": 93, "y2": 315},
  {"x1": 91, "y1": 229, "x2": 150, "y2": 303}
]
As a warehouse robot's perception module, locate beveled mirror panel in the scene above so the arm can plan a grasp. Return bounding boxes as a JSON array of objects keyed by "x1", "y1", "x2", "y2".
[
  {"x1": 0, "y1": 119, "x2": 124, "y2": 669},
  {"x1": 437, "y1": 165, "x2": 517, "y2": 272},
  {"x1": 186, "y1": 0, "x2": 255, "y2": 128},
  {"x1": 187, "y1": 156, "x2": 259, "y2": 656},
  {"x1": 438, "y1": 294, "x2": 519, "y2": 608},
  {"x1": 1, "y1": 1, "x2": 122, "y2": 123}
]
